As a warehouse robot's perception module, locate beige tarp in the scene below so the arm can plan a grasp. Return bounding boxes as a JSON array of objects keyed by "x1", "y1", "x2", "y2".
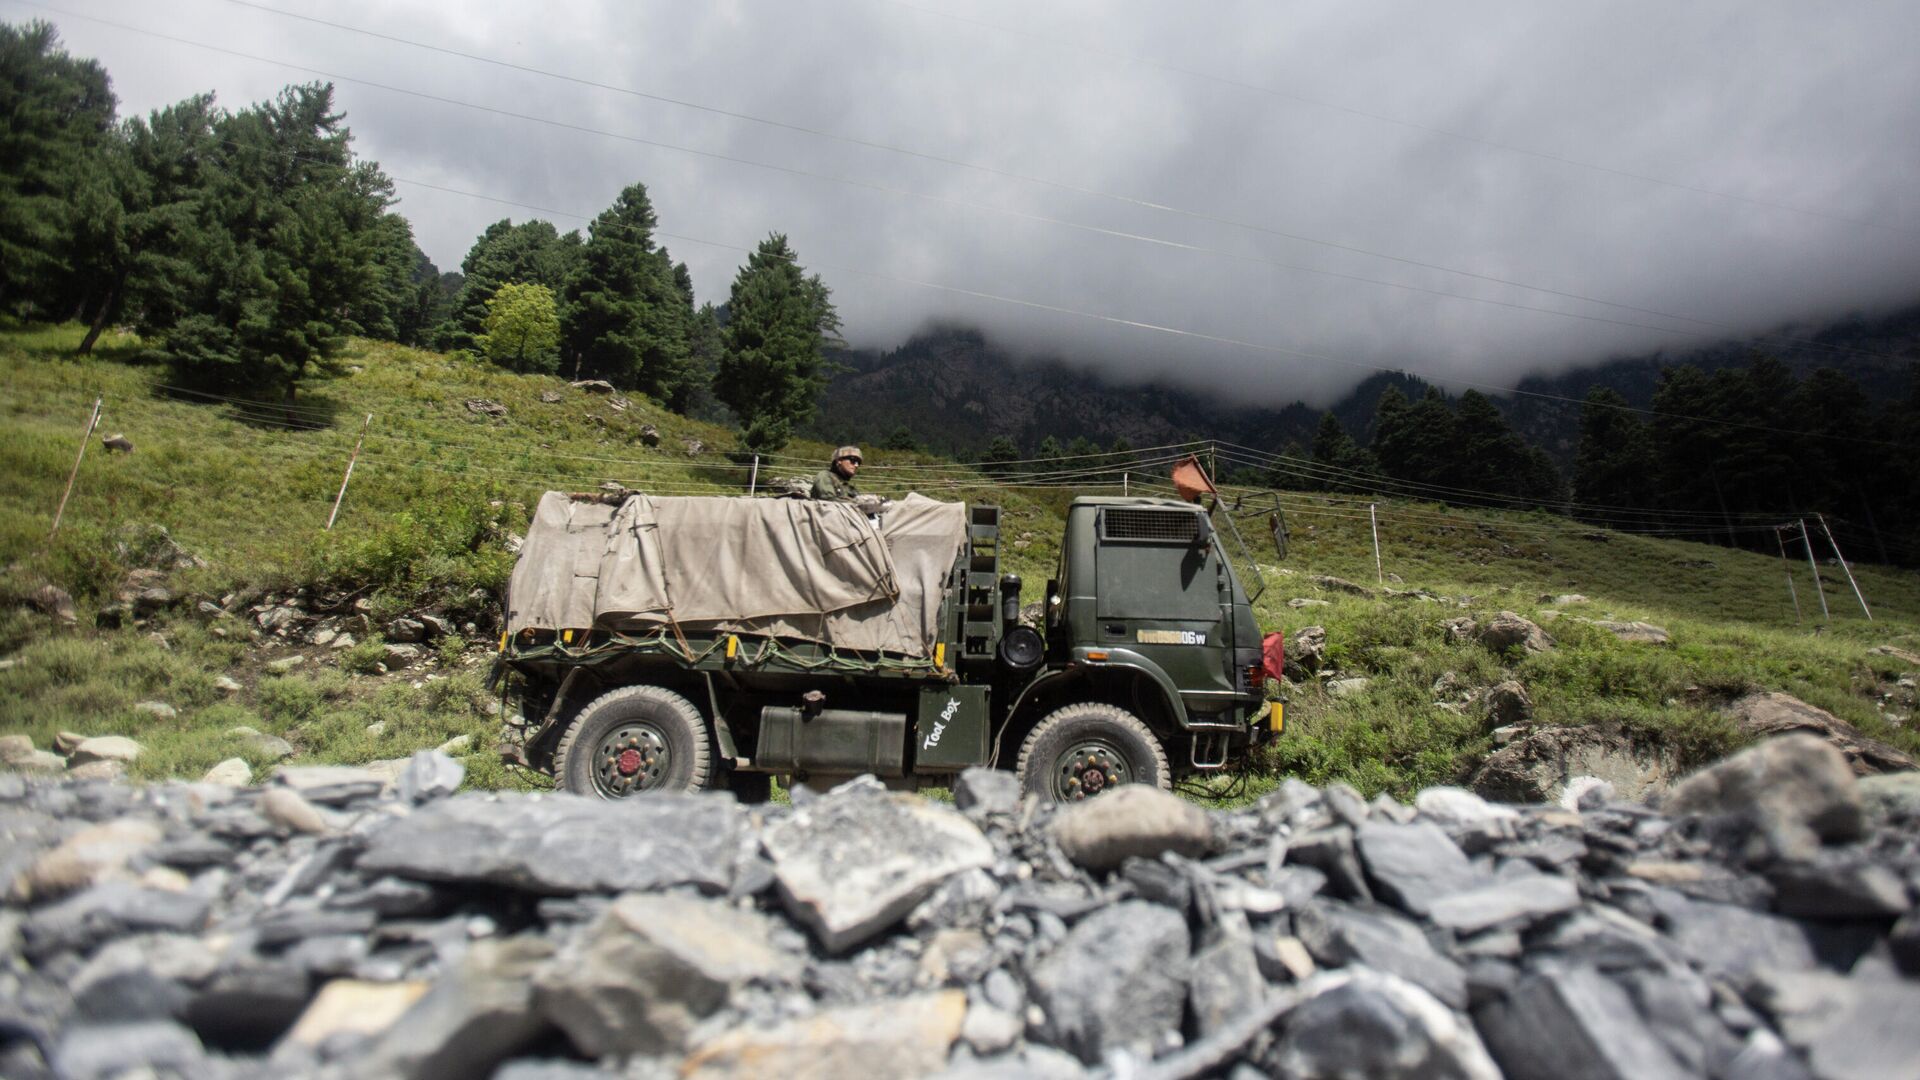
[{"x1": 506, "y1": 491, "x2": 969, "y2": 658}]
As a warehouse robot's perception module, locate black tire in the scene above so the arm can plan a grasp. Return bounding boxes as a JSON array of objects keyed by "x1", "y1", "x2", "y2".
[
  {"x1": 553, "y1": 685, "x2": 711, "y2": 798},
  {"x1": 1015, "y1": 702, "x2": 1170, "y2": 803}
]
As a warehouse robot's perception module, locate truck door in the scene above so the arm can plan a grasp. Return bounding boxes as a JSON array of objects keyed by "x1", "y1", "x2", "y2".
[{"x1": 1093, "y1": 507, "x2": 1236, "y2": 714}]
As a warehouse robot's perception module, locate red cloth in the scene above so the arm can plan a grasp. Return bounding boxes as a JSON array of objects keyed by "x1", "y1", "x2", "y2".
[{"x1": 1261, "y1": 631, "x2": 1286, "y2": 682}]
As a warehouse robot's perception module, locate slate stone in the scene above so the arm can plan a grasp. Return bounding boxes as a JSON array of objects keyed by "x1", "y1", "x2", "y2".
[
  {"x1": 953, "y1": 767, "x2": 1020, "y2": 816},
  {"x1": 1768, "y1": 853, "x2": 1911, "y2": 919},
  {"x1": 1187, "y1": 927, "x2": 1266, "y2": 1036},
  {"x1": 273, "y1": 765, "x2": 390, "y2": 805},
  {"x1": 1355, "y1": 821, "x2": 1485, "y2": 916},
  {"x1": 762, "y1": 789, "x2": 993, "y2": 952},
  {"x1": 683, "y1": 991, "x2": 965, "y2": 1079},
  {"x1": 1287, "y1": 826, "x2": 1372, "y2": 901},
  {"x1": 353, "y1": 936, "x2": 555, "y2": 1079},
  {"x1": 1049, "y1": 784, "x2": 1214, "y2": 871},
  {"x1": 356, "y1": 792, "x2": 744, "y2": 896},
  {"x1": 1414, "y1": 786, "x2": 1519, "y2": 828},
  {"x1": 1027, "y1": 900, "x2": 1189, "y2": 1064},
  {"x1": 1426, "y1": 874, "x2": 1582, "y2": 934},
  {"x1": 1751, "y1": 969, "x2": 1920, "y2": 1080},
  {"x1": 53, "y1": 1020, "x2": 206, "y2": 1080},
  {"x1": 183, "y1": 960, "x2": 314, "y2": 1050},
  {"x1": 1266, "y1": 968, "x2": 1502, "y2": 1080},
  {"x1": 72, "y1": 967, "x2": 191, "y2": 1023},
  {"x1": 1120, "y1": 856, "x2": 1193, "y2": 913},
  {"x1": 23, "y1": 881, "x2": 211, "y2": 958},
  {"x1": 1475, "y1": 965, "x2": 1693, "y2": 1080},
  {"x1": 1293, "y1": 900, "x2": 1468, "y2": 1010},
  {"x1": 397, "y1": 749, "x2": 465, "y2": 804},
  {"x1": 1654, "y1": 894, "x2": 1819, "y2": 982},
  {"x1": 324, "y1": 877, "x2": 442, "y2": 918},
  {"x1": 532, "y1": 893, "x2": 799, "y2": 1056},
  {"x1": 254, "y1": 906, "x2": 379, "y2": 947}
]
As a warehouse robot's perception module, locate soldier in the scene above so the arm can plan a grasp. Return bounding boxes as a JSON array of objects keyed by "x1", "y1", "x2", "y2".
[{"x1": 811, "y1": 445, "x2": 862, "y2": 501}]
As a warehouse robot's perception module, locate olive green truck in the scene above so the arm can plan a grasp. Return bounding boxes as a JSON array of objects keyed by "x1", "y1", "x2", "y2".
[{"x1": 496, "y1": 490, "x2": 1277, "y2": 803}]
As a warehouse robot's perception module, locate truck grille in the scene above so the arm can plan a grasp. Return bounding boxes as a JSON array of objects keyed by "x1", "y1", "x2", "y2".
[{"x1": 1101, "y1": 508, "x2": 1202, "y2": 543}]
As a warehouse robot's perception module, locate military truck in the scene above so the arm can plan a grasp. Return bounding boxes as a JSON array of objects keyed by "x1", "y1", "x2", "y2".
[{"x1": 496, "y1": 489, "x2": 1278, "y2": 802}]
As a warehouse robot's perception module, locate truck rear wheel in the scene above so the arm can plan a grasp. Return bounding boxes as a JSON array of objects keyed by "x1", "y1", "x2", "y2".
[
  {"x1": 554, "y1": 685, "x2": 711, "y2": 798},
  {"x1": 1016, "y1": 702, "x2": 1170, "y2": 803}
]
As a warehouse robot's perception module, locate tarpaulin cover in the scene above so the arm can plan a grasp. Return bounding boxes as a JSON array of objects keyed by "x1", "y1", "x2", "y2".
[{"x1": 506, "y1": 491, "x2": 969, "y2": 658}]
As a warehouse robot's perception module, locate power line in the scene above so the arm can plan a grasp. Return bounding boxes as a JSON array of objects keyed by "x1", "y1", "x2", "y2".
[{"x1": 25, "y1": 0, "x2": 1914, "y2": 370}]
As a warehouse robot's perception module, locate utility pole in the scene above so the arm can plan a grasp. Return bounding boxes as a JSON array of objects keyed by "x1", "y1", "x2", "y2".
[
  {"x1": 1815, "y1": 514, "x2": 1872, "y2": 621},
  {"x1": 1798, "y1": 519, "x2": 1830, "y2": 620},
  {"x1": 748, "y1": 454, "x2": 759, "y2": 496},
  {"x1": 50, "y1": 396, "x2": 103, "y2": 539},
  {"x1": 1369, "y1": 503, "x2": 1384, "y2": 585},
  {"x1": 326, "y1": 413, "x2": 373, "y2": 531},
  {"x1": 1774, "y1": 526, "x2": 1801, "y2": 623}
]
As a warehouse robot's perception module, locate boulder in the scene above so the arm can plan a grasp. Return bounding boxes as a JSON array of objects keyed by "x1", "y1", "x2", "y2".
[
  {"x1": 358, "y1": 792, "x2": 744, "y2": 895},
  {"x1": 398, "y1": 750, "x2": 466, "y2": 803},
  {"x1": 1327, "y1": 677, "x2": 1372, "y2": 698},
  {"x1": 1867, "y1": 645, "x2": 1920, "y2": 667},
  {"x1": 1267, "y1": 969, "x2": 1502, "y2": 1080},
  {"x1": 1425, "y1": 874, "x2": 1582, "y2": 934},
  {"x1": 538, "y1": 389, "x2": 563, "y2": 404},
  {"x1": 1310, "y1": 574, "x2": 1372, "y2": 596},
  {"x1": 132, "y1": 701, "x2": 177, "y2": 720},
  {"x1": 1476, "y1": 965, "x2": 1693, "y2": 1080},
  {"x1": 762, "y1": 788, "x2": 993, "y2": 951},
  {"x1": 0, "y1": 732, "x2": 36, "y2": 765},
  {"x1": 1470, "y1": 726, "x2": 1674, "y2": 805},
  {"x1": 29, "y1": 583, "x2": 78, "y2": 623},
  {"x1": 1586, "y1": 619, "x2": 1671, "y2": 645},
  {"x1": 570, "y1": 379, "x2": 614, "y2": 393},
  {"x1": 1443, "y1": 616, "x2": 1478, "y2": 645},
  {"x1": 464, "y1": 398, "x2": 508, "y2": 416},
  {"x1": 385, "y1": 616, "x2": 427, "y2": 643},
  {"x1": 10, "y1": 818, "x2": 164, "y2": 903},
  {"x1": 1662, "y1": 733, "x2": 1863, "y2": 862},
  {"x1": 1724, "y1": 691, "x2": 1916, "y2": 775},
  {"x1": 637, "y1": 423, "x2": 661, "y2": 447},
  {"x1": 258, "y1": 788, "x2": 332, "y2": 836},
  {"x1": 67, "y1": 760, "x2": 127, "y2": 781},
  {"x1": 69, "y1": 736, "x2": 143, "y2": 766},
  {"x1": 1027, "y1": 900, "x2": 1189, "y2": 1063},
  {"x1": 1354, "y1": 821, "x2": 1484, "y2": 917},
  {"x1": 952, "y1": 766, "x2": 1020, "y2": 817},
  {"x1": 1478, "y1": 611, "x2": 1553, "y2": 655},
  {"x1": 1484, "y1": 680, "x2": 1532, "y2": 727},
  {"x1": 1286, "y1": 625, "x2": 1328, "y2": 680},
  {"x1": 1294, "y1": 900, "x2": 1467, "y2": 1009},
  {"x1": 265, "y1": 654, "x2": 306, "y2": 674},
  {"x1": 201, "y1": 758, "x2": 252, "y2": 786},
  {"x1": 682, "y1": 991, "x2": 964, "y2": 1079},
  {"x1": 353, "y1": 936, "x2": 554, "y2": 1080},
  {"x1": 1050, "y1": 784, "x2": 1213, "y2": 871},
  {"x1": 533, "y1": 893, "x2": 798, "y2": 1056}
]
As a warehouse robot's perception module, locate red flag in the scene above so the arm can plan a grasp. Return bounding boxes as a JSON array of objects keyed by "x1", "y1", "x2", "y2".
[{"x1": 1171, "y1": 454, "x2": 1218, "y2": 503}]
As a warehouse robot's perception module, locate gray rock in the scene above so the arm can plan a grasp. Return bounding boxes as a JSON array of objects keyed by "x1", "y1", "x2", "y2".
[
  {"x1": 1027, "y1": 900, "x2": 1189, "y2": 1063},
  {"x1": 132, "y1": 700, "x2": 177, "y2": 720},
  {"x1": 68, "y1": 735, "x2": 142, "y2": 766},
  {"x1": 358, "y1": 792, "x2": 744, "y2": 895},
  {"x1": 1427, "y1": 874, "x2": 1582, "y2": 934},
  {"x1": 1414, "y1": 786, "x2": 1519, "y2": 828},
  {"x1": 1327, "y1": 676, "x2": 1372, "y2": 698},
  {"x1": 355, "y1": 936, "x2": 555, "y2": 1080},
  {"x1": 682, "y1": 991, "x2": 965, "y2": 1079},
  {"x1": 24, "y1": 881, "x2": 212, "y2": 957},
  {"x1": 1662, "y1": 733, "x2": 1864, "y2": 863},
  {"x1": 1471, "y1": 725, "x2": 1675, "y2": 805},
  {"x1": 1295, "y1": 900, "x2": 1468, "y2": 1010},
  {"x1": 1725, "y1": 691, "x2": 1917, "y2": 775},
  {"x1": 1267, "y1": 969, "x2": 1502, "y2": 1080},
  {"x1": 53, "y1": 1020, "x2": 205, "y2": 1080},
  {"x1": 29, "y1": 582, "x2": 78, "y2": 622},
  {"x1": 533, "y1": 893, "x2": 798, "y2": 1056},
  {"x1": 1475, "y1": 965, "x2": 1692, "y2": 1080},
  {"x1": 1858, "y1": 771, "x2": 1920, "y2": 820},
  {"x1": 1484, "y1": 680, "x2": 1532, "y2": 727},
  {"x1": 1656, "y1": 894, "x2": 1818, "y2": 982},
  {"x1": 1749, "y1": 969, "x2": 1920, "y2": 1080},
  {"x1": 233, "y1": 728, "x2": 295, "y2": 760},
  {"x1": 202, "y1": 757, "x2": 252, "y2": 786},
  {"x1": 1288, "y1": 826, "x2": 1373, "y2": 901},
  {"x1": 762, "y1": 788, "x2": 993, "y2": 951},
  {"x1": 384, "y1": 642, "x2": 424, "y2": 666},
  {"x1": 1188, "y1": 927, "x2": 1266, "y2": 1036},
  {"x1": 265, "y1": 654, "x2": 307, "y2": 673},
  {"x1": 1356, "y1": 821, "x2": 1485, "y2": 916},
  {"x1": 1588, "y1": 619, "x2": 1671, "y2": 644},
  {"x1": 953, "y1": 767, "x2": 1020, "y2": 816},
  {"x1": 259, "y1": 787, "x2": 333, "y2": 835},
  {"x1": 385, "y1": 616, "x2": 428, "y2": 643},
  {"x1": 398, "y1": 749, "x2": 466, "y2": 803},
  {"x1": 66, "y1": 760, "x2": 126, "y2": 781},
  {"x1": 1768, "y1": 851, "x2": 1911, "y2": 918},
  {"x1": 1286, "y1": 625, "x2": 1328, "y2": 679},
  {"x1": 960, "y1": 1002, "x2": 1023, "y2": 1055},
  {"x1": 1478, "y1": 611, "x2": 1553, "y2": 655},
  {"x1": 273, "y1": 765, "x2": 390, "y2": 805},
  {"x1": 1050, "y1": 784, "x2": 1213, "y2": 871}
]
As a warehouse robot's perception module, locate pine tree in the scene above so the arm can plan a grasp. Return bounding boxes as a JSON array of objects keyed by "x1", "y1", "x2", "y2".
[
  {"x1": 561, "y1": 183, "x2": 695, "y2": 393},
  {"x1": 1368, "y1": 386, "x2": 1414, "y2": 480},
  {"x1": 1572, "y1": 387, "x2": 1655, "y2": 522},
  {"x1": 983, "y1": 435, "x2": 1020, "y2": 477},
  {"x1": 713, "y1": 234, "x2": 839, "y2": 452},
  {"x1": 440, "y1": 218, "x2": 581, "y2": 354},
  {"x1": 0, "y1": 22, "x2": 118, "y2": 318},
  {"x1": 1310, "y1": 412, "x2": 1376, "y2": 492}
]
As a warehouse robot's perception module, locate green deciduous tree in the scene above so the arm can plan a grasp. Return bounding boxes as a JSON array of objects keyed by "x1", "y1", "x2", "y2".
[
  {"x1": 479, "y1": 281, "x2": 560, "y2": 372},
  {"x1": 714, "y1": 234, "x2": 840, "y2": 452}
]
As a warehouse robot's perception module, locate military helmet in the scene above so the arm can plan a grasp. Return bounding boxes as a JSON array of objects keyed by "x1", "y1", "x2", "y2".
[{"x1": 832, "y1": 445, "x2": 863, "y2": 464}]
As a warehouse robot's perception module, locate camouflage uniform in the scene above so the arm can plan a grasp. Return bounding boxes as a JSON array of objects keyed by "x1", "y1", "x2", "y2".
[{"x1": 810, "y1": 445, "x2": 863, "y2": 501}]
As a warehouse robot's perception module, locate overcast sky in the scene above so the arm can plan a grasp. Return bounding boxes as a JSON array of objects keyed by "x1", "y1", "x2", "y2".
[{"x1": 19, "y1": 0, "x2": 1920, "y2": 406}]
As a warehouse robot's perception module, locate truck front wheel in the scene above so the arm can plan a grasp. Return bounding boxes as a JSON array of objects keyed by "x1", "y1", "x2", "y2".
[
  {"x1": 1016, "y1": 702, "x2": 1170, "y2": 803},
  {"x1": 554, "y1": 685, "x2": 712, "y2": 798}
]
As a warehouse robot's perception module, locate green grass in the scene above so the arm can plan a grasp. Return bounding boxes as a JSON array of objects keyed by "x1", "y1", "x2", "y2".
[{"x1": 2, "y1": 320, "x2": 1916, "y2": 798}]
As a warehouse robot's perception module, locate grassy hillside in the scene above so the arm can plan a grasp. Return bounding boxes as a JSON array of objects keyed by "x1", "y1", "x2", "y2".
[{"x1": 2, "y1": 322, "x2": 1915, "y2": 799}]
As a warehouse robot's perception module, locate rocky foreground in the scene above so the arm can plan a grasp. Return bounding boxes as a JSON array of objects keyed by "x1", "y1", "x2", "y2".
[{"x1": 2, "y1": 737, "x2": 1918, "y2": 1080}]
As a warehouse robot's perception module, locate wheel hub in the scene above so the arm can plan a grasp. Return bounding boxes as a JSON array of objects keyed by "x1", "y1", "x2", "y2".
[
  {"x1": 1055, "y1": 742, "x2": 1128, "y2": 801},
  {"x1": 594, "y1": 724, "x2": 669, "y2": 796}
]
